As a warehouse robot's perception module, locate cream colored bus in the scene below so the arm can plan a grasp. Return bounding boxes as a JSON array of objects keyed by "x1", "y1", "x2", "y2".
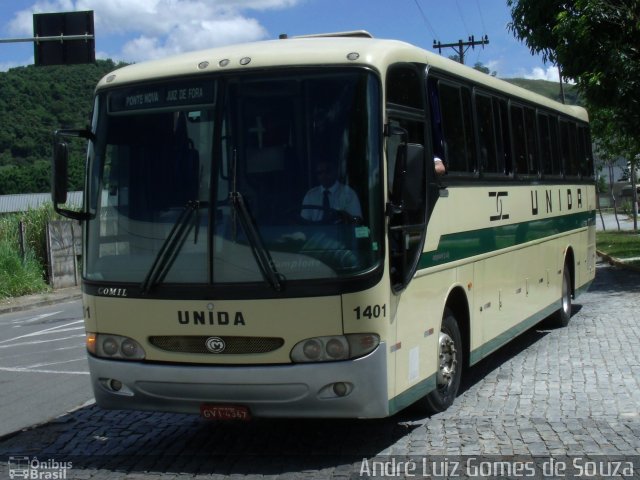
[{"x1": 53, "y1": 31, "x2": 595, "y2": 419}]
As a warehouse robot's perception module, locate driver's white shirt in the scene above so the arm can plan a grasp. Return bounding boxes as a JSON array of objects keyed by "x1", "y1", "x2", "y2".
[{"x1": 301, "y1": 181, "x2": 362, "y2": 221}]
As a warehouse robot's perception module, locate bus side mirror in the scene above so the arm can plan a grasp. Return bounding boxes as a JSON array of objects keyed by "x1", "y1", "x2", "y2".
[
  {"x1": 51, "y1": 129, "x2": 92, "y2": 221},
  {"x1": 52, "y1": 141, "x2": 69, "y2": 205},
  {"x1": 390, "y1": 141, "x2": 424, "y2": 213}
]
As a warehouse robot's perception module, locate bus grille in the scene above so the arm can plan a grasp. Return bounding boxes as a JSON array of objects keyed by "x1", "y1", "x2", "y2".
[{"x1": 148, "y1": 335, "x2": 284, "y2": 354}]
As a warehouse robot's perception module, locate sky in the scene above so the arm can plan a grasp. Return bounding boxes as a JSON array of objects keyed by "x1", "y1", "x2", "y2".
[{"x1": 0, "y1": 0, "x2": 561, "y2": 80}]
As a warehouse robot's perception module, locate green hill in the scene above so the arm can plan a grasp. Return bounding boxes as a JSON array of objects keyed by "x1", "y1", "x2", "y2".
[
  {"x1": 503, "y1": 78, "x2": 582, "y2": 106},
  {"x1": 0, "y1": 60, "x2": 123, "y2": 194}
]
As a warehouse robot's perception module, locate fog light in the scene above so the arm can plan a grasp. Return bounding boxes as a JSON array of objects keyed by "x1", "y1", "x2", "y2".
[
  {"x1": 333, "y1": 382, "x2": 348, "y2": 397},
  {"x1": 109, "y1": 379, "x2": 122, "y2": 392}
]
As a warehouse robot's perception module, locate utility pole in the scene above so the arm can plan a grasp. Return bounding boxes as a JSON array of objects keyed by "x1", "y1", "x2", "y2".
[
  {"x1": 558, "y1": 65, "x2": 566, "y2": 104},
  {"x1": 433, "y1": 35, "x2": 489, "y2": 65}
]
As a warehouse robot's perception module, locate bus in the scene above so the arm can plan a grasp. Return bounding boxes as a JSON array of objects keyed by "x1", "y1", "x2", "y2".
[{"x1": 52, "y1": 31, "x2": 596, "y2": 419}]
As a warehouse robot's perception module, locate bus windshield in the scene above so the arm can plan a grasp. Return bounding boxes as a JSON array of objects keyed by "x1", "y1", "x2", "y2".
[{"x1": 85, "y1": 69, "x2": 382, "y2": 292}]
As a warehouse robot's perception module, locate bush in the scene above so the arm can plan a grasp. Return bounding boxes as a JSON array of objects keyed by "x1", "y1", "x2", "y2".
[
  {"x1": 0, "y1": 204, "x2": 58, "y2": 297},
  {"x1": 0, "y1": 239, "x2": 48, "y2": 298},
  {"x1": 19, "y1": 204, "x2": 57, "y2": 272}
]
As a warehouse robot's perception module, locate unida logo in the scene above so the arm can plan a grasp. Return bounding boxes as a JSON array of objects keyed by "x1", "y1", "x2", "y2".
[{"x1": 205, "y1": 336, "x2": 226, "y2": 353}]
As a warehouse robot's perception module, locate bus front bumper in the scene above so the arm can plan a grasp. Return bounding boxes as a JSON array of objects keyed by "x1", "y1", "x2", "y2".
[{"x1": 88, "y1": 344, "x2": 389, "y2": 418}]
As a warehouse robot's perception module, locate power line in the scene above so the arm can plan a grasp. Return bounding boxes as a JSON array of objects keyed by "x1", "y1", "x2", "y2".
[
  {"x1": 454, "y1": 0, "x2": 471, "y2": 36},
  {"x1": 475, "y1": 0, "x2": 487, "y2": 34},
  {"x1": 412, "y1": 0, "x2": 439, "y2": 41}
]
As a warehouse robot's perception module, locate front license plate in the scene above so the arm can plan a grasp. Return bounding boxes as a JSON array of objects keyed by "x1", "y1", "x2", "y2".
[{"x1": 200, "y1": 404, "x2": 251, "y2": 421}]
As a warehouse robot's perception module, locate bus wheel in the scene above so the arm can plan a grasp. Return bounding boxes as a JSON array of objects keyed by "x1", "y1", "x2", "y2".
[
  {"x1": 424, "y1": 308, "x2": 462, "y2": 413},
  {"x1": 554, "y1": 264, "x2": 572, "y2": 327}
]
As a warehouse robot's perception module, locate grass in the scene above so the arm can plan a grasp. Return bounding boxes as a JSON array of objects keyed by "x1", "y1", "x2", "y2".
[
  {"x1": 0, "y1": 240, "x2": 48, "y2": 298},
  {"x1": 0, "y1": 205, "x2": 56, "y2": 299},
  {"x1": 596, "y1": 231, "x2": 640, "y2": 268}
]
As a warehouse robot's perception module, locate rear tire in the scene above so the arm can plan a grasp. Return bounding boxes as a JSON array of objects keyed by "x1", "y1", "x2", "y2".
[
  {"x1": 423, "y1": 308, "x2": 462, "y2": 413},
  {"x1": 554, "y1": 263, "x2": 572, "y2": 327}
]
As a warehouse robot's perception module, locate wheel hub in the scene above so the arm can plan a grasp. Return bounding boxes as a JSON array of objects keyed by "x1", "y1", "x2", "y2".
[{"x1": 437, "y1": 331, "x2": 457, "y2": 388}]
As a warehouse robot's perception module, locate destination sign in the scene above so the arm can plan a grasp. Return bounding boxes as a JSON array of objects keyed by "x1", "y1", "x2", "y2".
[{"x1": 109, "y1": 81, "x2": 215, "y2": 112}]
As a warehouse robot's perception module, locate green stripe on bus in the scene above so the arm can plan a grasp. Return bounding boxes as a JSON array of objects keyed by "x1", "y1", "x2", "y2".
[
  {"x1": 388, "y1": 373, "x2": 437, "y2": 415},
  {"x1": 469, "y1": 302, "x2": 559, "y2": 365},
  {"x1": 419, "y1": 210, "x2": 595, "y2": 270}
]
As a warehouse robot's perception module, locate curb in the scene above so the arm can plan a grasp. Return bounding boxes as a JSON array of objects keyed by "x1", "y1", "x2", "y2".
[
  {"x1": 596, "y1": 250, "x2": 640, "y2": 273},
  {"x1": 0, "y1": 399, "x2": 95, "y2": 443},
  {"x1": 0, "y1": 287, "x2": 82, "y2": 315}
]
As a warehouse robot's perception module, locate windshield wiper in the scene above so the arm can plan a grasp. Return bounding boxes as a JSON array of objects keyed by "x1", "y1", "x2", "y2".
[
  {"x1": 227, "y1": 148, "x2": 283, "y2": 292},
  {"x1": 140, "y1": 200, "x2": 200, "y2": 295},
  {"x1": 229, "y1": 190, "x2": 284, "y2": 292}
]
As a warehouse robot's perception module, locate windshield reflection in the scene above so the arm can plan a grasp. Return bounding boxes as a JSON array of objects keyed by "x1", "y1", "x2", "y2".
[{"x1": 86, "y1": 70, "x2": 382, "y2": 291}]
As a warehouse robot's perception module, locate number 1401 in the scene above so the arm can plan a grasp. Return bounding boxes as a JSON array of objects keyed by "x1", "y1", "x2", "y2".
[{"x1": 354, "y1": 304, "x2": 386, "y2": 320}]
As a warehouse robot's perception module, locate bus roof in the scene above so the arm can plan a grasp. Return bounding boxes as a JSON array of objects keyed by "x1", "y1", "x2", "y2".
[{"x1": 97, "y1": 34, "x2": 587, "y2": 122}]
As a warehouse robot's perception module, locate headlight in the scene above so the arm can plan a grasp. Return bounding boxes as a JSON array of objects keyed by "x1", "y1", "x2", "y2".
[
  {"x1": 87, "y1": 333, "x2": 146, "y2": 360},
  {"x1": 290, "y1": 333, "x2": 379, "y2": 363}
]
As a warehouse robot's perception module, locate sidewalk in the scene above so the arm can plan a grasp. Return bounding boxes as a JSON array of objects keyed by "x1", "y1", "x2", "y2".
[
  {"x1": 596, "y1": 211, "x2": 637, "y2": 231},
  {"x1": 0, "y1": 286, "x2": 82, "y2": 315},
  {"x1": 595, "y1": 211, "x2": 640, "y2": 272}
]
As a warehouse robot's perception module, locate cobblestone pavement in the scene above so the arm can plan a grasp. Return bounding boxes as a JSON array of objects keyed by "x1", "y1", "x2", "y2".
[{"x1": 0, "y1": 261, "x2": 639, "y2": 479}]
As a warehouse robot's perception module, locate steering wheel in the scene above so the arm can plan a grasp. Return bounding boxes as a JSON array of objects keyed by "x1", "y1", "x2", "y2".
[{"x1": 300, "y1": 205, "x2": 362, "y2": 225}]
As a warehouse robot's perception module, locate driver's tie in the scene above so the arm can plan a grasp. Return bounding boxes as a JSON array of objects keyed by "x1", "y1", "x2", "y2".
[{"x1": 322, "y1": 189, "x2": 331, "y2": 221}]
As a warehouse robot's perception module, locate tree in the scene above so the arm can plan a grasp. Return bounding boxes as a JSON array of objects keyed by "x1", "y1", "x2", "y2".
[
  {"x1": 0, "y1": 60, "x2": 122, "y2": 194},
  {"x1": 472, "y1": 62, "x2": 497, "y2": 77},
  {"x1": 508, "y1": 0, "x2": 640, "y2": 229},
  {"x1": 508, "y1": 0, "x2": 639, "y2": 134}
]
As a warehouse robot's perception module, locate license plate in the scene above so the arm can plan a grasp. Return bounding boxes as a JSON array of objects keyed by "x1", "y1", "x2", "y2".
[{"x1": 200, "y1": 404, "x2": 251, "y2": 421}]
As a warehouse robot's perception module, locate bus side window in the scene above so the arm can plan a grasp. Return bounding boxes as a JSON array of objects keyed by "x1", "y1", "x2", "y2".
[
  {"x1": 495, "y1": 98, "x2": 511, "y2": 175},
  {"x1": 560, "y1": 119, "x2": 579, "y2": 176},
  {"x1": 510, "y1": 103, "x2": 539, "y2": 177},
  {"x1": 510, "y1": 104, "x2": 527, "y2": 176},
  {"x1": 439, "y1": 82, "x2": 476, "y2": 173},
  {"x1": 549, "y1": 115, "x2": 561, "y2": 175},
  {"x1": 540, "y1": 112, "x2": 565, "y2": 177},
  {"x1": 578, "y1": 125, "x2": 593, "y2": 178},
  {"x1": 524, "y1": 106, "x2": 538, "y2": 176},
  {"x1": 475, "y1": 93, "x2": 498, "y2": 174},
  {"x1": 538, "y1": 113, "x2": 553, "y2": 175}
]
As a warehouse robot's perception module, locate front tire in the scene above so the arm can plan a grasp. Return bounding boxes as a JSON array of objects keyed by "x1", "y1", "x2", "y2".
[{"x1": 423, "y1": 308, "x2": 463, "y2": 413}]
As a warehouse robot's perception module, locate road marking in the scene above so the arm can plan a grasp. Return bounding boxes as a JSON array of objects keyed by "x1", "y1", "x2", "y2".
[
  {"x1": 20, "y1": 357, "x2": 87, "y2": 369},
  {"x1": 0, "y1": 366, "x2": 88, "y2": 375},
  {"x1": 10, "y1": 311, "x2": 63, "y2": 326},
  {"x1": 0, "y1": 319, "x2": 84, "y2": 345},
  {"x1": 0, "y1": 334, "x2": 86, "y2": 349}
]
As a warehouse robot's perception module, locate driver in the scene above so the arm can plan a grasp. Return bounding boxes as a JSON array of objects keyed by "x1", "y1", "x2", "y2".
[{"x1": 300, "y1": 161, "x2": 362, "y2": 222}]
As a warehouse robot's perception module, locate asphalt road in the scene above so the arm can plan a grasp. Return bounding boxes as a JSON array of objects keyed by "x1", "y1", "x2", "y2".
[{"x1": 0, "y1": 299, "x2": 91, "y2": 437}]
